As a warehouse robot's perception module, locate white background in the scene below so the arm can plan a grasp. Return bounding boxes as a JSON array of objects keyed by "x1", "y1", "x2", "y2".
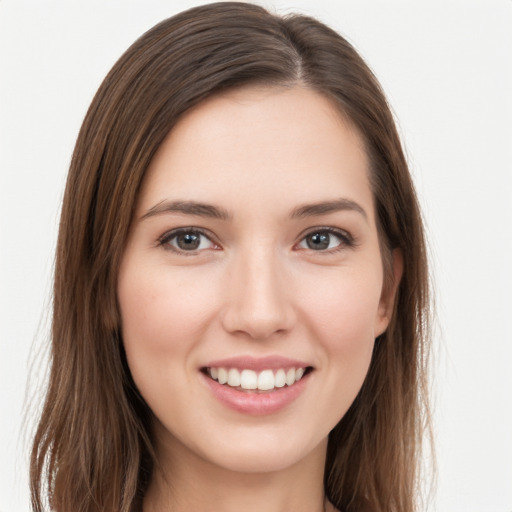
[{"x1": 1, "y1": 1, "x2": 511, "y2": 511}]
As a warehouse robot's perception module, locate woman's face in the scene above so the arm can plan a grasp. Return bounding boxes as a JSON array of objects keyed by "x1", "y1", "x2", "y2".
[{"x1": 118, "y1": 86, "x2": 395, "y2": 474}]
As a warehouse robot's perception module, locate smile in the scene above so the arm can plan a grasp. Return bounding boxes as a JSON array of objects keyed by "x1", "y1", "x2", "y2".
[
  {"x1": 200, "y1": 356, "x2": 313, "y2": 414},
  {"x1": 206, "y1": 367, "x2": 309, "y2": 392}
]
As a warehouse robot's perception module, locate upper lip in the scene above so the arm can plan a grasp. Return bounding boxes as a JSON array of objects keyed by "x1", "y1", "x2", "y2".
[{"x1": 202, "y1": 355, "x2": 312, "y2": 372}]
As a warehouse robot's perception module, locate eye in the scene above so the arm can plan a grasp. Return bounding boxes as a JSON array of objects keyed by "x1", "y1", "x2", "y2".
[
  {"x1": 297, "y1": 229, "x2": 352, "y2": 252},
  {"x1": 159, "y1": 228, "x2": 219, "y2": 253}
]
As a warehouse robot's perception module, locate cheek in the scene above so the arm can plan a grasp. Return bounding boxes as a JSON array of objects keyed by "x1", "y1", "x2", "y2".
[
  {"x1": 120, "y1": 265, "x2": 209, "y2": 340},
  {"x1": 117, "y1": 262, "x2": 224, "y2": 426},
  {"x1": 291, "y1": 266, "x2": 383, "y2": 433},
  {"x1": 117, "y1": 263, "x2": 220, "y2": 383},
  {"x1": 300, "y1": 265, "x2": 383, "y2": 345},
  {"x1": 300, "y1": 265, "x2": 382, "y2": 393}
]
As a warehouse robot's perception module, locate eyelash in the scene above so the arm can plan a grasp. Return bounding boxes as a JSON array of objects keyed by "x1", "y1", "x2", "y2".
[
  {"x1": 157, "y1": 227, "x2": 355, "y2": 254},
  {"x1": 295, "y1": 227, "x2": 355, "y2": 253},
  {"x1": 158, "y1": 228, "x2": 219, "y2": 255}
]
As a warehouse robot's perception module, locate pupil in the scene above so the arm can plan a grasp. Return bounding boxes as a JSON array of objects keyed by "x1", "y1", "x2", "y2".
[
  {"x1": 178, "y1": 232, "x2": 200, "y2": 250},
  {"x1": 308, "y1": 232, "x2": 329, "y2": 250}
]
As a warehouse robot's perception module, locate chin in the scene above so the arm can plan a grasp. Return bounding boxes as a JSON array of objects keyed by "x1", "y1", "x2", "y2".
[
  {"x1": 189, "y1": 424, "x2": 327, "y2": 475},
  {"x1": 215, "y1": 444, "x2": 306, "y2": 474}
]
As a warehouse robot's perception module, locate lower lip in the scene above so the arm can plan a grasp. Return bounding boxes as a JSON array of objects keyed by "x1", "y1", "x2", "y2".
[{"x1": 201, "y1": 372, "x2": 310, "y2": 415}]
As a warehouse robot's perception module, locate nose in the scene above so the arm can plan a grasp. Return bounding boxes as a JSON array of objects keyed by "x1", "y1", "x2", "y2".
[{"x1": 221, "y1": 246, "x2": 296, "y2": 340}]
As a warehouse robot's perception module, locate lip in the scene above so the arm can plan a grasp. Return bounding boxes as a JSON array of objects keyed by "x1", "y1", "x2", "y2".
[
  {"x1": 202, "y1": 355, "x2": 311, "y2": 372},
  {"x1": 201, "y1": 369, "x2": 311, "y2": 415}
]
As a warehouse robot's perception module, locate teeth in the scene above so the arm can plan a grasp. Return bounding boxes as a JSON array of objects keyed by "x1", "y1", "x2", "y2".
[
  {"x1": 227, "y1": 368, "x2": 241, "y2": 387},
  {"x1": 240, "y1": 369, "x2": 257, "y2": 390},
  {"x1": 257, "y1": 369, "x2": 274, "y2": 391},
  {"x1": 274, "y1": 369, "x2": 286, "y2": 388},
  {"x1": 218, "y1": 368, "x2": 228, "y2": 385},
  {"x1": 207, "y1": 366, "x2": 307, "y2": 391}
]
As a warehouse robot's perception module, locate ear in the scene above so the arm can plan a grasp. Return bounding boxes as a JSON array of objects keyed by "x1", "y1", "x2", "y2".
[{"x1": 374, "y1": 248, "x2": 403, "y2": 337}]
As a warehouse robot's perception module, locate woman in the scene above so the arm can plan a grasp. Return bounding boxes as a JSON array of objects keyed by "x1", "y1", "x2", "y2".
[{"x1": 30, "y1": 2, "x2": 432, "y2": 511}]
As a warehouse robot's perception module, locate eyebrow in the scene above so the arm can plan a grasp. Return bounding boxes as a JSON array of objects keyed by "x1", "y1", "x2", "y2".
[
  {"x1": 140, "y1": 200, "x2": 232, "y2": 221},
  {"x1": 291, "y1": 198, "x2": 368, "y2": 221},
  {"x1": 140, "y1": 197, "x2": 367, "y2": 222}
]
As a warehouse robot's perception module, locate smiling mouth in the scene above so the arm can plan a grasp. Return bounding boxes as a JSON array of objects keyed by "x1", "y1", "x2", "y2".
[{"x1": 203, "y1": 366, "x2": 313, "y2": 392}]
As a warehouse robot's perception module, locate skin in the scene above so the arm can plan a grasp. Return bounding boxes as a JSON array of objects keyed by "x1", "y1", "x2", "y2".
[{"x1": 117, "y1": 85, "x2": 401, "y2": 512}]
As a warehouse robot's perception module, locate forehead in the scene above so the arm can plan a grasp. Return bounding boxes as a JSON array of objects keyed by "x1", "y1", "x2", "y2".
[{"x1": 137, "y1": 85, "x2": 374, "y2": 221}]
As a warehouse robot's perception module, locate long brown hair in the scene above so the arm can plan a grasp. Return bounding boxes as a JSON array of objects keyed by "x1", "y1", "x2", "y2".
[{"x1": 30, "y1": 3, "x2": 432, "y2": 511}]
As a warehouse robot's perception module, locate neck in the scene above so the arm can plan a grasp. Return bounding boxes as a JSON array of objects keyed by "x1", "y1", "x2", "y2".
[{"x1": 143, "y1": 435, "x2": 333, "y2": 512}]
